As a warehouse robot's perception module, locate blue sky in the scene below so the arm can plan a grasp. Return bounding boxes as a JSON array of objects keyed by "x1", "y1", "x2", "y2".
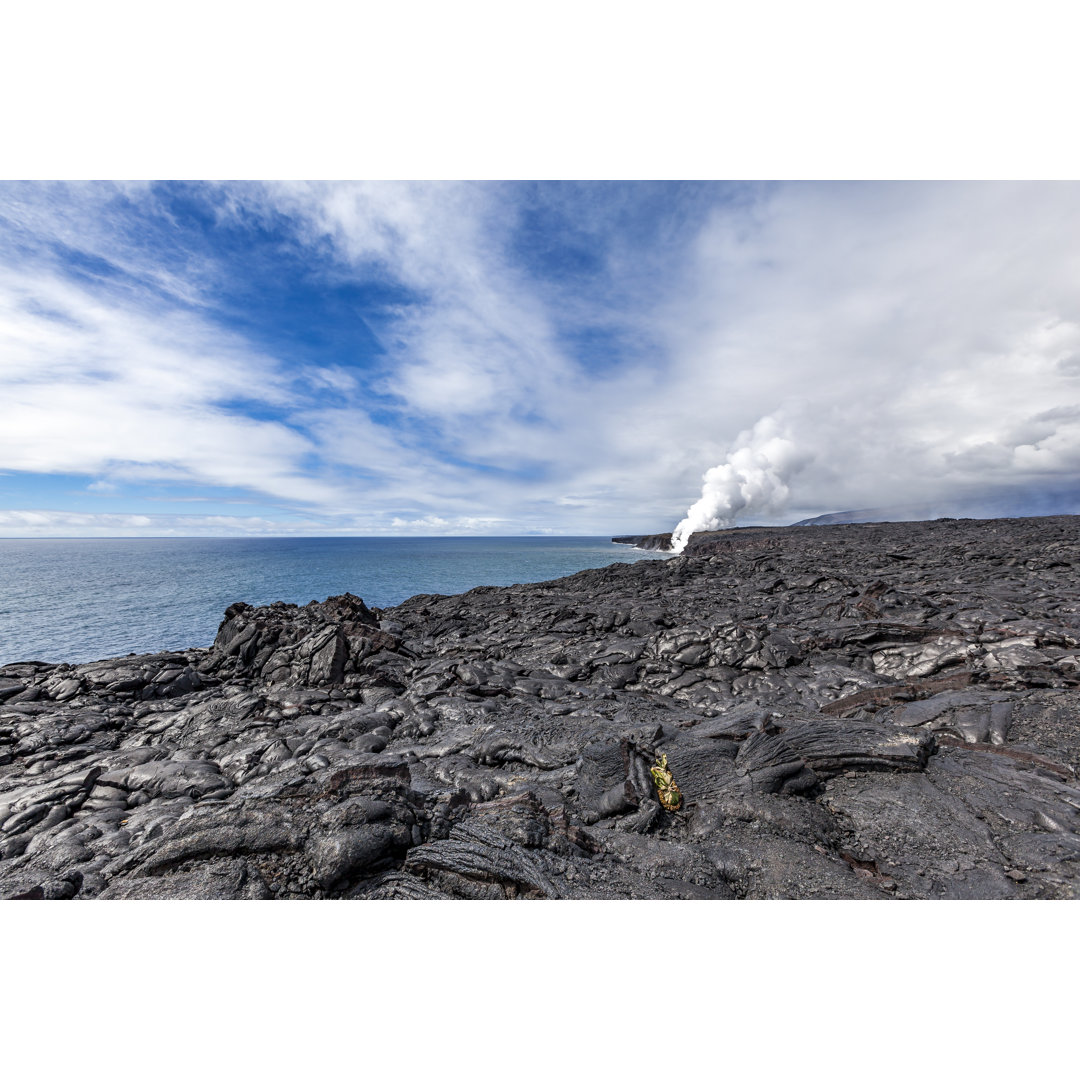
[{"x1": 3, "y1": 180, "x2": 1080, "y2": 536}]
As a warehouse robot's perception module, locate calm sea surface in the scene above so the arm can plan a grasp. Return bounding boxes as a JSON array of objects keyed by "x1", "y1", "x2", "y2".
[{"x1": 0, "y1": 536, "x2": 668, "y2": 666}]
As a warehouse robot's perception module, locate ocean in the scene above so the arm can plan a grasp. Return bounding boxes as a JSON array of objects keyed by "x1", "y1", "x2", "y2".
[{"x1": 0, "y1": 536, "x2": 668, "y2": 666}]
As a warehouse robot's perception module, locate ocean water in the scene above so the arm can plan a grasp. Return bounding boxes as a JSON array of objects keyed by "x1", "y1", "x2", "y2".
[{"x1": 0, "y1": 536, "x2": 668, "y2": 666}]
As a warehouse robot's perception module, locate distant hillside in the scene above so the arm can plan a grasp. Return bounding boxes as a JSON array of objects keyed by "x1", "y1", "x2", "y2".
[
  {"x1": 791, "y1": 508, "x2": 905, "y2": 526},
  {"x1": 793, "y1": 493, "x2": 1080, "y2": 526}
]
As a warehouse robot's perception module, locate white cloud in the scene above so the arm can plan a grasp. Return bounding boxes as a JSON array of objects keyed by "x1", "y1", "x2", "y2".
[
  {"x1": 389, "y1": 515, "x2": 506, "y2": 532},
  {"x1": 657, "y1": 183, "x2": 1080, "y2": 527},
  {"x1": 0, "y1": 510, "x2": 163, "y2": 535},
  {"x1": 0, "y1": 259, "x2": 353, "y2": 509},
  {"x1": 6, "y1": 181, "x2": 1080, "y2": 538},
  {"x1": 0, "y1": 508, "x2": 515, "y2": 538}
]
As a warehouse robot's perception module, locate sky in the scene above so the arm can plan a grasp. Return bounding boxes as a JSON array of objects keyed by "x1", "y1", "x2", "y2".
[{"x1": 2, "y1": 180, "x2": 1080, "y2": 538}]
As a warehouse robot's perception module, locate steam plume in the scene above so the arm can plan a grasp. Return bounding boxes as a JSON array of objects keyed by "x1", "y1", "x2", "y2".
[{"x1": 671, "y1": 416, "x2": 806, "y2": 553}]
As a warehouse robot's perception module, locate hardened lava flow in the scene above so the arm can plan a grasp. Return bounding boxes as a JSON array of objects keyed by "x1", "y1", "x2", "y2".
[{"x1": 3, "y1": 515, "x2": 1080, "y2": 899}]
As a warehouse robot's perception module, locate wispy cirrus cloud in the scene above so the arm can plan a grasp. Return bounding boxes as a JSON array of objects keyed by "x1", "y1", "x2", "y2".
[{"x1": 0, "y1": 262, "x2": 349, "y2": 507}]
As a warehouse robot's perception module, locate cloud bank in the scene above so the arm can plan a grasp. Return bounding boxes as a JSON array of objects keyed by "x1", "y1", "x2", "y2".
[{"x1": 2, "y1": 181, "x2": 1080, "y2": 537}]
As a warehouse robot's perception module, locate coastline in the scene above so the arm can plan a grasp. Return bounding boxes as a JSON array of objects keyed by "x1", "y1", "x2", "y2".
[
  {"x1": 0, "y1": 535, "x2": 667, "y2": 667},
  {"x1": 611, "y1": 533, "x2": 675, "y2": 552},
  {"x1": 3, "y1": 515, "x2": 1080, "y2": 899}
]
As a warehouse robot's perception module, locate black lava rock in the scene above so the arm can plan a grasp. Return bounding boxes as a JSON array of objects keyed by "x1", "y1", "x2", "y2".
[{"x1": 4, "y1": 515, "x2": 1080, "y2": 899}]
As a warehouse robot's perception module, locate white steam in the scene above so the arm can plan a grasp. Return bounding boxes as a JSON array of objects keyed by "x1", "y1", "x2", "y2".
[{"x1": 670, "y1": 417, "x2": 806, "y2": 553}]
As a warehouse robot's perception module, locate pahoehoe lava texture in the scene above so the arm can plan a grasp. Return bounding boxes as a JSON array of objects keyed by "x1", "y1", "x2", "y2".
[{"x1": 4, "y1": 516, "x2": 1080, "y2": 899}]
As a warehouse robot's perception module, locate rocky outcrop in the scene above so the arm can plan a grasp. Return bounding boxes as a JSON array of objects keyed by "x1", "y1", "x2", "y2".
[
  {"x1": 4, "y1": 515, "x2": 1080, "y2": 899},
  {"x1": 612, "y1": 533, "x2": 674, "y2": 551}
]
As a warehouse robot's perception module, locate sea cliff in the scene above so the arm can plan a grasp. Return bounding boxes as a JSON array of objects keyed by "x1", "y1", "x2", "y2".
[{"x1": 3, "y1": 515, "x2": 1080, "y2": 899}]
